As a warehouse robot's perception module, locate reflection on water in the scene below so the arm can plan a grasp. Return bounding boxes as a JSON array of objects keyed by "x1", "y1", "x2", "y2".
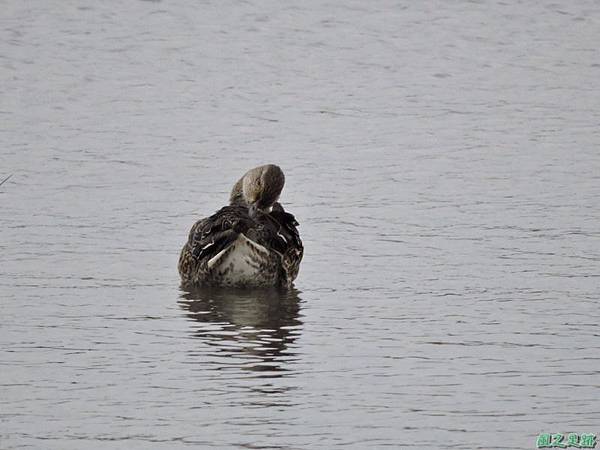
[{"x1": 178, "y1": 287, "x2": 303, "y2": 376}]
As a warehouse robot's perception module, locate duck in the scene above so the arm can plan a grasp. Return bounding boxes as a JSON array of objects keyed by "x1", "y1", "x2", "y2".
[{"x1": 178, "y1": 164, "x2": 303, "y2": 288}]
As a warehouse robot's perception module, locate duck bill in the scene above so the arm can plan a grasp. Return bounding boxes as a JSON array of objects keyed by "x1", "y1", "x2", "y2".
[{"x1": 249, "y1": 202, "x2": 259, "y2": 218}]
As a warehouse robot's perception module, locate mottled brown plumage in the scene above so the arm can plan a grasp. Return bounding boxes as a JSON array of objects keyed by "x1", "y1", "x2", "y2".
[{"x1": 178, "y1": 165, "x2": 303, "y2": 288}]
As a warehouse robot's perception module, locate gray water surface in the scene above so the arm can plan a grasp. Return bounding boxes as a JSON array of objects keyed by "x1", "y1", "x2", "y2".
[{"x1": 2, "y1": 1, "x2": 600, "y2": 449}]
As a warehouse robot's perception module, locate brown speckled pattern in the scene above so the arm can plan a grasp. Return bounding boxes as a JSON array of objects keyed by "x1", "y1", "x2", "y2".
[{"x1": 178, "y1": 204, "x2": 303, "y2": 288}]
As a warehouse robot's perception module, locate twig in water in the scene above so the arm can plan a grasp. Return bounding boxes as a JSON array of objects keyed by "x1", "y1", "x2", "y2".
[{"x1": 0, "y1": 173, "x2": 13, "y2": 187}]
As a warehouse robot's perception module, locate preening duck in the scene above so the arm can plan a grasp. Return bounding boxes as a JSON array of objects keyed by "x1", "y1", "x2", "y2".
[{"x1": 178, "y1": 164, "x2": 303, "y2": 288}]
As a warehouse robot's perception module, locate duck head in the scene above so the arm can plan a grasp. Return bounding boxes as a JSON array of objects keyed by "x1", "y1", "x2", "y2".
[{"x1": 229, "y1": 164, "x2": 285, "y2": 217}]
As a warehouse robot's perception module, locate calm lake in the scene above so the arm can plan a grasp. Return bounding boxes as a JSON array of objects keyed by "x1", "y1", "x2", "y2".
[{"x1": 2, "y1": 1, "x2": 600, "y2": 449}]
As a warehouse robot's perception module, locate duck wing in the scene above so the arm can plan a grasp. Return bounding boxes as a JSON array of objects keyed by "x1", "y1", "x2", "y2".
[
  {"x1": 267, "y1": 210, "x2": 302, "y2": 254},
  {"x1": 266, "y1": 208, "x2": 303, "y2": 284},
  {"x1": 187, "y1": 205, "x2": 253, "y2": 262}
]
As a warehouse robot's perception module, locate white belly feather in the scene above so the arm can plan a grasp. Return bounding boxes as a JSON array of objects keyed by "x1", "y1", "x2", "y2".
[{"x1": 207, "y1": 234, "x2": 276, "y2": 286}]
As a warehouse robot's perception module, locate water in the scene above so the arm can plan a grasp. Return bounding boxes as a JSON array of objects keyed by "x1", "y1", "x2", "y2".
[{"x1": 2, "y1": 1, "x2": 600, "y2": 448}]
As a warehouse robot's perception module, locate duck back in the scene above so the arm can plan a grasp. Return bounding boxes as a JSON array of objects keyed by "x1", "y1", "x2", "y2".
[{"x1": 178, "y1": 205, "x2": 302, "y2": 288}]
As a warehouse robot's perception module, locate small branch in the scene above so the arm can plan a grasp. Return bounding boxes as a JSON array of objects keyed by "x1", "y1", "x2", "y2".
[{"x1": 0, "y1": 173, "x2": 13, "y2": 187}]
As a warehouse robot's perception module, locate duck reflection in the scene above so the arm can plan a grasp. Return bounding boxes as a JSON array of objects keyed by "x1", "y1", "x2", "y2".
[{"x1": 178, "y1": 286, "x2": 303, "y2": 376}]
